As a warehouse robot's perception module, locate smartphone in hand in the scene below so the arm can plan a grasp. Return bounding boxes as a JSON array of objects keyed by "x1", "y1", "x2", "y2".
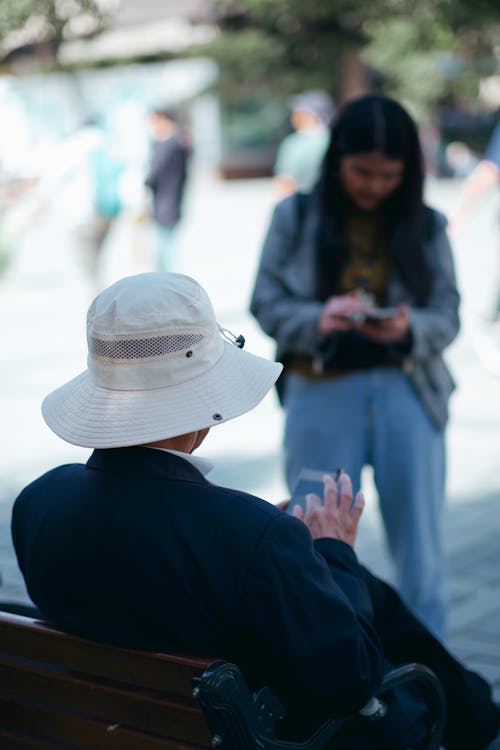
[
  {"x1": 364, "y1": 307, "x2": 398, "y2": 324},
  {"x1": 341, "y1": 307, "x2": 398, "y2": 324},
  {"x1": 286, "y1": 467, "x2": 342, "y2": 515}
]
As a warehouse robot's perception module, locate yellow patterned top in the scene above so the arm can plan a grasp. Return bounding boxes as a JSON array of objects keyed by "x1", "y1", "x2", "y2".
[{"x1": 337, "y1": 206, "x2": 390, "y2": 305}]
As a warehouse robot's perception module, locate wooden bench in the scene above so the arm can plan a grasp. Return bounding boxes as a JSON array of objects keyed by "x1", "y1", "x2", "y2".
[{"x1": 0, "y1": 610, "x2": 446, "y2": 750}]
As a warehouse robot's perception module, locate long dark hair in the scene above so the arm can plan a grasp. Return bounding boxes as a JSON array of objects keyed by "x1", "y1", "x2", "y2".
[{"x1": 314, "y1": 94, "x2": 433, "y2": 303}]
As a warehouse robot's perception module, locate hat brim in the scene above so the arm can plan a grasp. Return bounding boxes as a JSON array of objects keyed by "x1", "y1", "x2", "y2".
[{"x1": 42, "y1": 341, "x2": 283, "y2": 448}]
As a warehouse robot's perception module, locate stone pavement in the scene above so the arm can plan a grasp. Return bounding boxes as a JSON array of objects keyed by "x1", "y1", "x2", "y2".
[{"x1": 0, "y1": 166, "x2": 499, "y2": 704}]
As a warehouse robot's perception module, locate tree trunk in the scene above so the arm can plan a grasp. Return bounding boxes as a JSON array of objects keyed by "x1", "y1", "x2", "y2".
[{"x1": 339, "y1": 44, "x2": 368, "y2": 103}]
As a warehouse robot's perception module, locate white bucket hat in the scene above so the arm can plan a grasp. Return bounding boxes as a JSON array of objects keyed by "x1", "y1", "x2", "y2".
[{"x1": 42, "y1": 273, "x2": 283, "y2": 448}]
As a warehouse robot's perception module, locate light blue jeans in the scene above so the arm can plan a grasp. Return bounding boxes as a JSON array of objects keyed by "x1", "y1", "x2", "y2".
[
  {"x1": 155, "y1": 224, "x2": 177, "y2": 272},
  {"x1": 283, "y1": 367, "x2": 447, "y2": 641}
]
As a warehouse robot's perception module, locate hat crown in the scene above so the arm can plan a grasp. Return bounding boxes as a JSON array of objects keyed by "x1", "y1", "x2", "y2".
[
  {"x1": 87, "y1": 273, "x2": 215, "y2": 337},
  {"x1": 85, "y1": 273, "x2": 222, "y2": 390}
]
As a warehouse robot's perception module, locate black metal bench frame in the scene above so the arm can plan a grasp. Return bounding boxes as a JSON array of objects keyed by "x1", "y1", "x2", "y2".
[{"x1": 194, "y1": 660, "x2": 446, "y2": 750}]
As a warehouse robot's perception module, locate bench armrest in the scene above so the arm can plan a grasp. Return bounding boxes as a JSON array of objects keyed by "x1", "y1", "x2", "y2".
[
  {"x1": 375, "y1": 663, "x2": 446, "y2": 750},
  {"x1": 193, "y1": 661, "x2": 445, "y2": 750}
]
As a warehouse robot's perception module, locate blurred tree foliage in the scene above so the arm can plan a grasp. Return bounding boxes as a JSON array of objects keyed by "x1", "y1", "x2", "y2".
[
  {"x1": 0, "y1": 0, "x2": 108, "y2": 56},
  {"x1": 207, "y1": 1, "x2": 370, "y2": 98},
  {"x1": 207, "y1": 0, "x2": 500, "y2": 112},
  {"x1": 363, "y1": 8, "x2": 500, "y2": 115},
  {"x1": 362, "y1": 20, "x2": 454, "y2": 117}
]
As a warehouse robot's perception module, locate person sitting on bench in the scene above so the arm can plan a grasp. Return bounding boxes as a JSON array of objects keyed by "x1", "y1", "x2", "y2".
[{"x1": 11, "y1": 272, "x2": 500, "y2": 750}]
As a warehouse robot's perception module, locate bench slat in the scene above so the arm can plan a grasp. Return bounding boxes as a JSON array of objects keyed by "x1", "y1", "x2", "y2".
[
  {"x1": 0, "y1": 729, "x2": 60, "y2": 750},
  {"x1": 0, "y1": 694, "x2": 209, "y2": 750},
  {"x1": 0, "y1": 659, "x2": 211, "y2": 745},
  {"x1": 0, "y1": 613, "x2": 211, "y2": 697}
]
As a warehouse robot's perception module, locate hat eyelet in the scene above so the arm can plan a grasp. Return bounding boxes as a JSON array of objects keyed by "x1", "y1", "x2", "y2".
[
  {"x1": 186, "y1": 350, "x2": 193, "y2": 358},
  {"x1": 212, "y1": 413, "x2": 223, "y2": 421}
]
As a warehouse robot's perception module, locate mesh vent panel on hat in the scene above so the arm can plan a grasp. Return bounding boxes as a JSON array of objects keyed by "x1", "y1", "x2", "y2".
[{"x1": 91, "y1": 333, "x2": 204, "y2": 362}]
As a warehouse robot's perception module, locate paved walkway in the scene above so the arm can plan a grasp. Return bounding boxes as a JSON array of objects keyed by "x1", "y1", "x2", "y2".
[{"x1": 0, "y1": 167, "x2": 499, "y2": 704}]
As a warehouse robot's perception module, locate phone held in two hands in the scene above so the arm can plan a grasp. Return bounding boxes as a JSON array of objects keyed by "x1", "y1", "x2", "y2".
[
  {"x1": 286, "y1": 467, "x2": 343, "y2": 515},
  {"x1": 343, "y1": 306, "x2": 399, "y2": 325},
  {"x1": 340, "y1": 290, "x2": 399, "y2": 325}
]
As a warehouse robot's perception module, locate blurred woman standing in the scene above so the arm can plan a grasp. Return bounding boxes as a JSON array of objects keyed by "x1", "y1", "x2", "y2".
[{"x1": 251, "y1": 94, "x2": 460, "y2": 641}]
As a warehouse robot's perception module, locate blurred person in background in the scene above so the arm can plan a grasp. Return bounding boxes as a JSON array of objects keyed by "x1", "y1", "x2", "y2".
[
  {"x1": 448, "y1": 120, "x2": 500, "y2": 373},
  {"x1": 273, "y1": 89, "x2": 335, "y2": 200},
  {"x1": 251, "y1": 94, "x2": 460, "y2": 642},
  {"x1": 77, "y1": 117, "x2": 125, "y2": 281},
  {"x1": 145, "y1": 107, "x2": 190, "y2": 272},
  {"x1": 13, "y1": 115, "x2": 126, "y2": 288},
  {"x1": 449, "y1": 121, "x2": 500, "y2": 236},
  {"x1": 444, "y1": 141, "x2": 478, "y2": 178}
]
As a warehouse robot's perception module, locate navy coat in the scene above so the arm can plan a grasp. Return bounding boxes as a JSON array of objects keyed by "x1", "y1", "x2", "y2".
[
  {"x1": 12, "y1": 449, "x2": 385, "y2": 725},
  {"x1": 11, "y1": 448, "x2": 500, "y2": 747}
]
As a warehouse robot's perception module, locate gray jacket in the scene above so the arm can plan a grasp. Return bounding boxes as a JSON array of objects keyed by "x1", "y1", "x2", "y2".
[{"x1": 250, "y1": 194, "x2": 460, "y2": 430}]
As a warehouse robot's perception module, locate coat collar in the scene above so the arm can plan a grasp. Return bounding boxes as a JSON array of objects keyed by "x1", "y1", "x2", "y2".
[
  {"x1": 86, "y1": 447, "x2": 208, "y2": 483},
  {"x1": 148, "y1": 447, "x2": 213, "y2": 477}
]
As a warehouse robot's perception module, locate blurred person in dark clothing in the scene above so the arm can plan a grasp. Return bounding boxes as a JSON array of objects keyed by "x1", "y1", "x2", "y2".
[{"x1": 145, "y1": 108, "x2": 190, "y2": 272}]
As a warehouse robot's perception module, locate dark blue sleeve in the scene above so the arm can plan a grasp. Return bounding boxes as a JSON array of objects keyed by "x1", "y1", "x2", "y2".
[
  {"x1": 485, "y1": 124, "x2": 500, "y2": 169},
  {"x1": 145, "y1": 140, "x2": 177, "y2": 189},
  {"x1": 314, "y1": 536, "x2": 375, "y2": 613},
  {"x1": 242, "y1": 514, "x2": 385, "y2": 716}
]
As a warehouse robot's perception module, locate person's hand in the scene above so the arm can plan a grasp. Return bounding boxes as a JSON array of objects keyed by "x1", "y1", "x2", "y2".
[
  {"x1": 353, "y1": 305, "x2": 410, "y2": 345},
  {"x1": 318, "y1": 291, "x2": 375, "y2": 335},
  {"x1": 291, "y1": 473, "x2": 365, "y2": 548},
  {"x1": 274, "y1": 174, "x2": 298, "y2": 200},
  {"x1": 446, "y1": 214, "x2": 464, "y2": 235}
]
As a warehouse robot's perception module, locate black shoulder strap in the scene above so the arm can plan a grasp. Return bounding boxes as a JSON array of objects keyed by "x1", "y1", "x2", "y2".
[
  {"x1": 292, "y1": 191, "x2": 309, "y2": 255},
  {"x1": 423, "y1": 205, "x2": 437, "y2": 241}
]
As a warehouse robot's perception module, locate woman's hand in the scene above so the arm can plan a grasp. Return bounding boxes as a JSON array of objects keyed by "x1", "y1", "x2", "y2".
[
  {"x1": 354, "y1": 305, "x2": 410, "y2": 345},
  {"x1": 318, "y1": 291, "x2": 376, "y2": 335}
]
